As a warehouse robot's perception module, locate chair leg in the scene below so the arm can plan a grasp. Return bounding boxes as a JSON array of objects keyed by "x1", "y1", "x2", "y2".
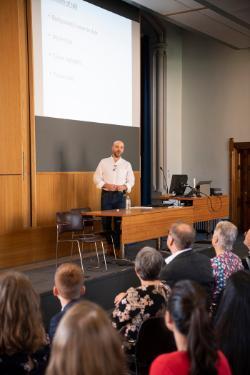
[
  {"x1": 76, "y1": 241, "x2": 84, "y2": 273},
  {"x1": 110, "y1": 235, "x2": 117, "y2": 259},
  {"x1": 56, "y1": 242, "x2": 59, "y2": 268},
  {"x1": 101, "y1": 241, "x2": 108, "y2": 271},
  {"x1": 94, "y1": 242, "x2": 100, "y2": 266}
]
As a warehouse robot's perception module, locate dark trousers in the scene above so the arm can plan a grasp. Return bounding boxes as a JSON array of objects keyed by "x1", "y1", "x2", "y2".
[{"x1": 101, "y1": 190, "x2": 125, "y2": 248}]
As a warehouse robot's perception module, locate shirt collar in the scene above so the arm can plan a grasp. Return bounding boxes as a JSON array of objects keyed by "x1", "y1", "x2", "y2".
[{"x1": 165, "y1": 248, "x2": 192, "y2": 264}]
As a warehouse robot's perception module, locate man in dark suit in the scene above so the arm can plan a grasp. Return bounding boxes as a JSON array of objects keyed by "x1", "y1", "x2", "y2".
[
  {"x1": 49, "y1": 263, "x2": 85, "y2": 340},
  {"x1": 160, "y1": 222, "x2": 214, "y2": 296}
]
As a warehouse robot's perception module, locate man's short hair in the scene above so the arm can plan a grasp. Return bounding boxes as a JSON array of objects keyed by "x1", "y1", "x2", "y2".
[
  {"x1": 135, "y1": 247, "x2": 164, "y2": 281},
  {"x1": 55, "y1": 263, "x2": 84, "y2": 300},
  {"x1": 170, "y1": 222, "x2": 196, "y2": 250},
  {"x1": 214, "y1": 221, "x2": 238, "y2": 251}
]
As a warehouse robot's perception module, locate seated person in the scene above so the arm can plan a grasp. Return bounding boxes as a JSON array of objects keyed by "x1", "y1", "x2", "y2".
[
  {"x1": 211, "y1": 221, "x2": 243, "y2": 304},
  {"x1": 242, "y1": 229, "x2": 250, "y2": 269},
  {"x1": 215, "y1": 270, "x2": 250, "y2": 375},
  {"x1": 0, "y1": 271, "x2": 49, "y2": 374},
  {"x1": 112, "y1": 247, "x2": 170, "y2": 349},
  {"x1": 160, "y1": 222, "x2": 214, "y2": 297},
  {"x1": 47, "y1": 300, "x2": 126, "y2": 375},
  {"x1": 49, "y1": 263, "x2": 85, "y2": 340},
  {"x1": 150, "y1": 280, "x2": 231, "y2": 375}
]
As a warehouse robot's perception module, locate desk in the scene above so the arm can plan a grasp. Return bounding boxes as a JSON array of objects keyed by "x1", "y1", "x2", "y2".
[
  {"x1": 84, "y1": 197, "x2": 229, "y2": 258},
  {"x1": 156, "y1": 195, "x2": 229, "y2": 222},
  {"x1": 84, "y1": 206, "x2": 193, "y2": 258}
]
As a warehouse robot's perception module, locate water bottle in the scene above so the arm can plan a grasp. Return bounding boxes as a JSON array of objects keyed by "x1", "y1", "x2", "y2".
[{"x1": 126, "y1": 195, "x2": 131, "y2": 210}]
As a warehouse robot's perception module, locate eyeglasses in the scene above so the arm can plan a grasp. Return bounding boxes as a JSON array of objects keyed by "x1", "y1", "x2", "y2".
[{"x1": 113, "y1": 165, "x2": 117, "y2": 172}]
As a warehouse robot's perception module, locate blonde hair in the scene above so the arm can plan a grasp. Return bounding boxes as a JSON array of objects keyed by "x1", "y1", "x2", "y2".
[
  {"x1": 0, "y1": 271, "x2": 47, "y2": 355},
  {"x1": 46, "y1": 301, "x2": 126, "y2": 375},
  {"x1": 55, "y1": 263, "x2": 84, "y2": 300}
]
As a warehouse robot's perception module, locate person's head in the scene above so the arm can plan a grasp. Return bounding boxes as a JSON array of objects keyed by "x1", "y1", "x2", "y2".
[
  {"x1": 212, "y1": 220, "x2": 238, "y2": 252},
  {"x1": 244, "y1": 229, "x2": 250, "y2": 251},
  {"x1": 112, "y1": 140, "x2": 124, "y2": 159},
  {"x1": 167, "y1": 222, "x2": 196, "y2": 253},
  {"x1": 54, "y1": 263, "x2": 85, "y2": 303},
  {"x1": 46, "y1": 300, "x2": 126, "y2": 375},
  {"x1": 165, "y1": 280, "x2": 217, "y2": 375},
  {"x1": 135, "y1": 246, "x2": 164, "y2": 281},
  {"x1": 0, "y1": 271, "x2": 46, "y2": 355},
  {"x1": 215, "y1": 270, "x2": 250, "y2": 375}
]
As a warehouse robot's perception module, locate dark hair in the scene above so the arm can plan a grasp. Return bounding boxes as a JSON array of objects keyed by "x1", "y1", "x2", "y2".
[
  {"x1": 46, "y1": 300, "x2": 126, "y2": 375},
  {"x1": 168, "y1": 280, "x2": 218, "y2": 375},
  {"x1": 135, "y1": 247, "x2": 163, "y2": 281},
  {"x1": 215, "y1": 270, "x2": 250, "y2": 375},
  {"x1": 170, "y1": 222, "x2": 196, "y2": 250}
]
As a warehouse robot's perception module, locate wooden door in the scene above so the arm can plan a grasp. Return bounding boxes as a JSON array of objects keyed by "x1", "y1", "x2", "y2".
[
  {"x1": 0, "y1": 0, "x2": 30, "y2": 235},
  {"x1": 229, "y1": 139, "x2": 250, "y2": 231}
]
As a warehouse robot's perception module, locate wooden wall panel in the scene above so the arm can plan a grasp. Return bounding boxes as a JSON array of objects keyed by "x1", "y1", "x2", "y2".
[
  {"x1": 0, "y1": 176, "x2": 24, "y2": 234},
  {"x1": 0, "y1": 0, "x2": 27, "y2": 174},
  {"x1": 36, "y1": 171, "x2": 141, "y2": 226}
]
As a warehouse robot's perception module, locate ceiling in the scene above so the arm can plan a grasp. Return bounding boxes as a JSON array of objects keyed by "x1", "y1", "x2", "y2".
[{"x1": 126, "y1": 0, "x2": 250, "y2": 49}]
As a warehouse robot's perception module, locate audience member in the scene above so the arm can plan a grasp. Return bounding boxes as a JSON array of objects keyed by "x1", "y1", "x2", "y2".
[
  {"x1": 0, "y1": 271, "x2": 49, "y2": 374},
  {"x1": 160, "y1": 222, "x2": 214, "y2": 297},
  {"x1": 112, "y1": 247, "x2": 170, "y2": 350},
  {"x1": 150, "y1": 280, "x2": 231, "y2": 375},
  {"x1": 210, "y1": 221, "x2": 243, "y2": 304},
  {"x1": 49, "y1": 263, "x2": 85, "y2": 340},
  {"x1": 215, "y1": 270, "x2": 250, "y2": 375},
  {"x1": 244, "y1": 228, "x2": 250, "y2": 249},
  {"x1": 46, "y1": 300, "x2": 126, "y2": 375}
]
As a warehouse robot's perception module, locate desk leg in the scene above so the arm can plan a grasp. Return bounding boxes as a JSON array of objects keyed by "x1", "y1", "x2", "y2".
[
  {"x1": 157, "y1": 238, "x2": 161, "y2": 250},
  {"x1": 120, "y1": 244, "x2": 125, "y2": 259}
]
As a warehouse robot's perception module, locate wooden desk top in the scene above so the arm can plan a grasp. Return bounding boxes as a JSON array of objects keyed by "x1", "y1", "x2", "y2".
[
  {"x1": 83, "y1": 206, "x2": 192, "y2": 217},
  {"x1": 155, "y1": 194, "x2": 228, "y2": 201}
]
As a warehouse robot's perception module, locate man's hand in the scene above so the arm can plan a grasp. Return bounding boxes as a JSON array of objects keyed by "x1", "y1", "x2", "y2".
[
  {"x1": 114, "y1": 292, "x2": 127, "y2": 305},
  {"x1": 117, "y1": 185, "x2": 127, "y2": 192},
  {"x1": 103, "y1": 183, "x2": 117, "y2": 191}
]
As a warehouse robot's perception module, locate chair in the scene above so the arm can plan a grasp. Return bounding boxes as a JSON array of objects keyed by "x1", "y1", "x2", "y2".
[
  {"x1": 135, "y1": 317, "x2": 176, "y2": 375},
  {"x1": 56, "y1": 211, "x2": 109, "y2": 271},
  {"x1": 70, "y1": 207, "x2": 117, "y2": 259}
]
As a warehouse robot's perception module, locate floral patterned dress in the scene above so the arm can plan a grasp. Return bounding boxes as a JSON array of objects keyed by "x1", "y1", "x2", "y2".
[
  {"x1": 211, "y1": 250, "x2": 243, "y2": 303},
  {"x1": 112, "y1": 283, "x2": 170, "y2": 346}
]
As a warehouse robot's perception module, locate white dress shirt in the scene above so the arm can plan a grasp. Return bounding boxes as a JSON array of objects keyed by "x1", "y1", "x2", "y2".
[
  {"x1": 165, "y1": 248, "x2": 192, "y2": 265},
  {"x1": 93, "y1": 156, "x2": 135, "y2": 193}
]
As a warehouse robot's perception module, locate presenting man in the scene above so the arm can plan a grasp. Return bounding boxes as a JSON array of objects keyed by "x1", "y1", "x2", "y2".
[{"x1": 93, "y1": 140, "x2": 135, "y2": 251}]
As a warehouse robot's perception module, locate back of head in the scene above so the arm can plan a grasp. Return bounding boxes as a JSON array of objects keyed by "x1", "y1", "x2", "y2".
[
  {"x1": 168, "y1": 280, "x2": 217, "y2": 375},
  {"x1": 0, "y1": 271, "x2": 46, "y2": 355},
  {"x1": 47, "y1": 300, "x2": 126, "y2": 375},
  {"x1": 55, "y1": 263, "x2": 84, "y2": 300},
  {"x1": 213, "y1": 221, "x2": 238, "y2": 251},
  {"x1": 170, "y1": 222, "x2": 196, "y2": 250},
  {"x1": 135, "y1": 247, "x2": 163, "y2": 281},
  {"x1": 215, "y1": 270, "x2": 250, "y2": 375}
]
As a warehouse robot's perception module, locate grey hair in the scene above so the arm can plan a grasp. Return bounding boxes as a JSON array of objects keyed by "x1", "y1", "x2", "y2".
[
  {"x1": 135, "y1": 247, "x2": 164, "y2": 281},
  {"x1": 214, "y1": 221, "x2": 238, "y2": 251}
]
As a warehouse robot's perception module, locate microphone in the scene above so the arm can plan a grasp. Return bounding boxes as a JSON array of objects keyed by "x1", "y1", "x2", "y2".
[{"x1": 160, "y1": 166, "x2": 169, "y2": 194}]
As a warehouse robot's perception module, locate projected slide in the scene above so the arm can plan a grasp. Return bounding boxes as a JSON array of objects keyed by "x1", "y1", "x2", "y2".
[{"x1": 33, "y1": 0, "x2": 139, "y2": 126}]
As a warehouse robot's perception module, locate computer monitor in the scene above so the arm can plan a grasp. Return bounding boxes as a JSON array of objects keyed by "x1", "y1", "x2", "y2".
[{"x1": 169, "y1": 174, "x2": 188, "y2": 196}]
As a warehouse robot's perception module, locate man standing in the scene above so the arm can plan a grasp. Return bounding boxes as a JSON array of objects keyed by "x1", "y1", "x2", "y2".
[
  {"x1": 93, "y1": 140, "x2": 135, "y2": 250},
  {"x1": 160, "y1": 222, "x2": 214, "y2": 297}
]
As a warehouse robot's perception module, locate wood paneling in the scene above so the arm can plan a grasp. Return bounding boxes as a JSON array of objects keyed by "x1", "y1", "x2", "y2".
[
  {"x1": 36, "y1": 171, "x2": 141, "y2": 226},
  {"x1": 0, "y1": 176, "x2": 24, "y2": 234},
  {"x1": 0, "y1": 0, "x2": 28, "y2": 174},
  {"x1": 0, "y1": 0, "x2": 31, "y2": 234}
]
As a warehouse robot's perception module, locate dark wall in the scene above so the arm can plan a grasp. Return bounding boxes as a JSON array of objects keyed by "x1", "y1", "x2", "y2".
[{"x1": 36, "y1": 117, "x2": 140, "y2": 171}]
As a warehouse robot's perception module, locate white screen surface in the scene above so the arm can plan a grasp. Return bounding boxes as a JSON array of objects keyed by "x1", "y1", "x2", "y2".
[{"x1": 32, "y1": 0, "x2": 140, "y2": 127}]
